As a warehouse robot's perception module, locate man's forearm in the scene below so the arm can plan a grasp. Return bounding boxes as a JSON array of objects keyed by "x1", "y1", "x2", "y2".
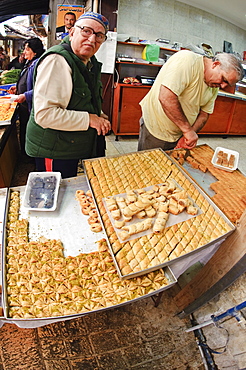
[
  {"x1": 159, "y1": 85, "x2": 198, "y2": 147},
  {"x1": 192, "y1": 110, "x2": 209, "y2": 133},
  {"x1": 159, "y1": 85, "x2": 191, "y2": 134}
]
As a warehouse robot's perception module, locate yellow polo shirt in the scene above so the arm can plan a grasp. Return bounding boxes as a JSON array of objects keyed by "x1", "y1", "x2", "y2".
[{"x1": 139, "y1": 50, "x2": 219, "y2": 142}]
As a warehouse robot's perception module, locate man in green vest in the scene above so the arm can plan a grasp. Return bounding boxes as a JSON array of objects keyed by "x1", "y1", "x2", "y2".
[{"x1": 26, "y1": 12, "x2": 111, "y2": 178}]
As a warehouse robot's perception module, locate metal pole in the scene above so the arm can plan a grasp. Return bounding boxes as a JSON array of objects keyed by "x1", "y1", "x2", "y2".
[
  {"x1": 190, "y1": 314, "x2": 218, "y2": 370},
  {"x1": 186, "y1": 301, "x2": 246, "y2": 333}
]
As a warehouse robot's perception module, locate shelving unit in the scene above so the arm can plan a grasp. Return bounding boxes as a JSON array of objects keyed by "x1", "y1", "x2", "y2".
[{"x1": 112, "y1": 42, "x2": 178, "y2": 140}]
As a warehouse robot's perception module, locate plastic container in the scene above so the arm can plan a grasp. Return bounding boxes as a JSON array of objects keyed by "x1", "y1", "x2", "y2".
[
  {"x1": 211, "y1": 147, "x2": 239, "y2": 172},
  {"x1": 23, "y1": 172, "x2": 61, "y2": 211},
  {"x1": 0, "y1": 95, "x2": 18, "y2": 102}
]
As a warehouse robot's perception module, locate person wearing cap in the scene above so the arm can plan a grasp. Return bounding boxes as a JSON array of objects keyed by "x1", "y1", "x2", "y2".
[
  {"x1": 25, "y1": 11, "x2": 111, "y2": 178},
  {"x1": 8, "y1": 38, "x2": 45, "y2": 161}
]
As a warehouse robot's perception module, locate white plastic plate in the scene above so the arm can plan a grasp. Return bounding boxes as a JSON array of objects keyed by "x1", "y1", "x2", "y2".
[{"x1": 211, "y1": 146, "x2": 239, "y2": 172}]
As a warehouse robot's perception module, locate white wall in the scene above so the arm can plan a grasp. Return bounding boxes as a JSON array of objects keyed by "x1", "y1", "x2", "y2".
[{"x1": 117, "y1": 0, "x2": 246, "y2": 56}]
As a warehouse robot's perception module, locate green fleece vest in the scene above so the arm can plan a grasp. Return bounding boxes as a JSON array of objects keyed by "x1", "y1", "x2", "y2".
[{"x1": 25, "y1": 39, "x2": 102, "y2": 160}]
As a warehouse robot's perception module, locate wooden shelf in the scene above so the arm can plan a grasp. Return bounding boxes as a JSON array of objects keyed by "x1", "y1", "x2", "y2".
[
  {"x1": 117, "y1": 41, "x2": 179, "y2": 53},
  {"x1": 116, "y1": 83, "x2": 151, "y2": 87},
  {"x1": 116, "y1": 61, "x2": 163, "y2": 67}
]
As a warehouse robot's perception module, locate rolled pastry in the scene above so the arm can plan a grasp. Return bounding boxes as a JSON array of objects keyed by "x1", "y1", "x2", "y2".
[
  {"x1": 168, "y1": 198, "x2": 180, "y2": 215},
  {"x1": 159, "y1": 201, "x2": 169, "y2": 212},
  {"x1": 111, "y1": 209, "x2": 121, "y2": 220},
  {"x1": 136, "y1": 210, "x2": 146, "y2": 219},
  {"x1": 145, "y1": 206, "x2": 156, "y2": 218},
  {"x1": 115, "y1": 196, "x2": 126, "y2": 211},
  {"x1": 169, "y1": 189, "x2": 187, "y2": 201},
  {"x1": 105, "y1": 197, "x2": 118, "y2": 211},
  {"x1": 114, "y1": 220, "x2": 125, "y2": 229},
  {"x1": 122, "y1": 197, "x2": 152, "y2": 217},
  {"x1": 122, "y1": 218, "x2": 152, "y2": 236},
  {"x1": 126, "y1": 190, "x2": 137, "y2": 203},
  {"x1": 153, "y1": 212, "x2": 169, "y2": 234}
]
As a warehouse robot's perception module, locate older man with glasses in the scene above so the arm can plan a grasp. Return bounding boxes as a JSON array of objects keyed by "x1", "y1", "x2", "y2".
[{"x1": 26, "y1": 12, "x2": 111, "y2": 178}]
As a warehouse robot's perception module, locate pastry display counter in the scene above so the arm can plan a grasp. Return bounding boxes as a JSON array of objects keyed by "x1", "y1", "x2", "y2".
[{"x1": 1, "y1": 145, "x2": 244, "y2": 327}]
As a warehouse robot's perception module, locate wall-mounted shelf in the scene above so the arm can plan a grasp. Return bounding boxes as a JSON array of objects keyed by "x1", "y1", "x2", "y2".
[{"x1": 117, "y1": 41, "x2": 180, "y2": 53}]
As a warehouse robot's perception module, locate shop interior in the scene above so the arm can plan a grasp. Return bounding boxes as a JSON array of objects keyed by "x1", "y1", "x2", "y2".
[{"x1": 0, "y1": 1, "x2": 246, "y2": 369}]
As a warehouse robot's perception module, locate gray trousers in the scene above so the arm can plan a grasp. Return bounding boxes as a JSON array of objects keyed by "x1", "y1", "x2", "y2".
[{"x1": 138, "y1": 117, "x2": 179, "y2": 151}]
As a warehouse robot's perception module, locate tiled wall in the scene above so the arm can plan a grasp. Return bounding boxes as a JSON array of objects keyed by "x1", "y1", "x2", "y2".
[{"x1": 117, "y1": 0, "x2": 246, "y2": 56}]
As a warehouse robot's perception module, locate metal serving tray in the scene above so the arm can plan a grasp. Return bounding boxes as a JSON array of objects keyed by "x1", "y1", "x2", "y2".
[
  {"x1": 5, "y1": 176, "x2": 106, "y2": 256},
  {"x1": 83, "y1": 149, "x2": 236, "y2": 280},
  {"x1": 2, "y1": 265, "x2": 176, "y2": 322},
  {"x1": 1, "y1": 176, "x2": 177, "y2": 321},
  {"x1": 0, "y1": 187, "x2": 8, "y2": 318}
]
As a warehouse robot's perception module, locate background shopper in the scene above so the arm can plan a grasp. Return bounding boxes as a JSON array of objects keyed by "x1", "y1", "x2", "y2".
[{"x1": 8, "y1": 38, "x2": 45, "y2": 161}]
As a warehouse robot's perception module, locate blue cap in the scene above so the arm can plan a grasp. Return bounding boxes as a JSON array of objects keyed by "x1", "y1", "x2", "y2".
[{"x1": 77, "y1": 12, "x2": 109, "y2": 33}]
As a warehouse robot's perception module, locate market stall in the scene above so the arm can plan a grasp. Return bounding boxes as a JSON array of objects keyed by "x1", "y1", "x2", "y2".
[{"x1": 1, "y1": 146, "x2": 240, "y2": 328}]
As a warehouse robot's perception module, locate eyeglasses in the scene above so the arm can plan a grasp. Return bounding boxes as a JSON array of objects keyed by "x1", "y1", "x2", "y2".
[{"x1": 76, "y1": 25, "x2": 107, "y2": 43}]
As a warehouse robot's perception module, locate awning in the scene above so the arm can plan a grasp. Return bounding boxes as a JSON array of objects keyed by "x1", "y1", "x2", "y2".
[{"x1": 0, "y1": 0, "x2": 50, "y2": 23}]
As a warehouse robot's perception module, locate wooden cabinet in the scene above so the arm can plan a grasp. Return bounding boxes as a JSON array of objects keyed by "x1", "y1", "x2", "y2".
[
  {"x1": 199, "y1": 93, "x2": 246, "y2": 136},
  {"x1": 112, "y1": 84, "x2": 151, "y2": 139},
  {"x1": 0, "y1": 118, "x2": 19, "y2": 188},
  {"x1": 229, "y1": 99, "x2": 246, "y2": 134}
]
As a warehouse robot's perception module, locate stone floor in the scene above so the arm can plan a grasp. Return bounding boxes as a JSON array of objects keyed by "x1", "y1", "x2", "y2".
[
  {"x1": 1, "y1": 133, "x2": 245, "y2": 369},
  {"x1": 0, "y1": 289, "x2": 205, "y2": 370}
]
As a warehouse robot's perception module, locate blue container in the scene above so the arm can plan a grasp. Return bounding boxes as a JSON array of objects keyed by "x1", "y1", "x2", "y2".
[{"x1": 0, "y1": 84, "x2": 15, "y2": 96}]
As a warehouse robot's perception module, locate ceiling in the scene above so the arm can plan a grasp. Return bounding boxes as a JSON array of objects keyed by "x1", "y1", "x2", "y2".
[
  {"x1": 179, "y1": 0, "x2": 246, "y2": 31},
  {"x1": 0, "y1": 0, "x2": 245, "y2": 31}
]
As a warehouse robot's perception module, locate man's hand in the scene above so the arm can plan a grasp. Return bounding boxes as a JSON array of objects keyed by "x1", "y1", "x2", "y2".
[
  {"x1": 175, "y1": 135, "x2": 197, "y2": 149},
  {"x1": 181, "y1": 128, "x2": 198, "y2": 148},
  {"x1": 89, "y1": 113, "x2": 111, "y2": 135}
]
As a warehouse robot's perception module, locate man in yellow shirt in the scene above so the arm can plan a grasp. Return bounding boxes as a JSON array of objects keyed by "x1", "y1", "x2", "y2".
[{"x1": 138, "y1": 50, "x2": 244, "y2": 151}]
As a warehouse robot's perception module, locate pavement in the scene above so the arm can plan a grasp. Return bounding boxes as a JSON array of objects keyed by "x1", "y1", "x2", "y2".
[{"x1": 0, "y1": 287, "x2": 204, "y2": 370}]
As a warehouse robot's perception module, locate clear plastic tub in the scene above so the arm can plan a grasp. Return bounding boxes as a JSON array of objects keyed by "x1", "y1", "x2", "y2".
[{"x1": 23, "y1": 172, "x2": 61, "y2": 211}]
